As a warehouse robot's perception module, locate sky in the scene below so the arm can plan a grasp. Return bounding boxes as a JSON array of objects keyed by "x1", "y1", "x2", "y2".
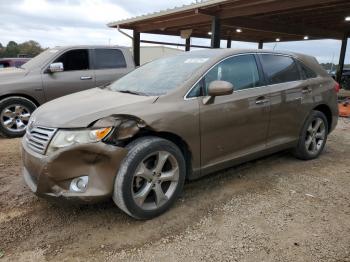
[{"x1": 0, "y1": 0, "x2": 349, "y2": 64}]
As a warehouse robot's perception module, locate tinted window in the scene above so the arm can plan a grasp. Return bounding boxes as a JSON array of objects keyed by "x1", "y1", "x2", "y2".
[
  {"x1": 94, "y1": 49, "x2": 126, "y2": 69},
  {"x1": 54, "y1": 49, "x2": 89, "y2": 71},
  {"x1": 260, "y1": 54, "x2": 300, "y2": 84},
  {"x1": 298, "y1": 61, "x2": 317, "y2": 79},
  {"x1": 187, "y1": 81, "x2": 203, "y2": 98},
  {"x1": 204, "y1": 55, "x2": 260, "y2": 92}
]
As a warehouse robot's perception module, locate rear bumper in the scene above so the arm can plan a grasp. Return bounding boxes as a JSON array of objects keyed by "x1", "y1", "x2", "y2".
[{"x1": 21, "y1": 138, "x2": 128, "y2": 203}]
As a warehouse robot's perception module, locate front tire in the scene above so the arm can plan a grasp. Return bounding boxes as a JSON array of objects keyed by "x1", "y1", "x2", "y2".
[
  {"x1": 294, "y1": 110, "x2": 328, "y2": 160},
  {"x1": 113, "y1": 136, "x2": 186, "y2": 220},
  {"x1": 0, "y1": 97, "x2": 37, "y2": 138}
]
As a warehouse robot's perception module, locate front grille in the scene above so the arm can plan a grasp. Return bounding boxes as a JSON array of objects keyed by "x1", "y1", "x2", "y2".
[{"x1": 25, "y1": 126, "x2": 57, "y2": 154}]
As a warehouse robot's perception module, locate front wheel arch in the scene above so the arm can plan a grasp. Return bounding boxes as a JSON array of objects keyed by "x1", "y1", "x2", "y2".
[
  {"x1": 124, "y1": 130, "x2": 193, "y2": 180},
  {"x1": 0, "y1": 94, "x2": 40, "y2": 107}
]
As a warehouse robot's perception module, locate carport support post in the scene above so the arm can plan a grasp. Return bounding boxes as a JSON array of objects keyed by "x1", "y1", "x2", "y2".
[
  {"x1": 133, "y1": 30, "x2": 140, "y2": 66},
  {"x1": 258, "y1": 40, "x2": 263, "y2": 49},
  {"x1": 185, "y1": 37, "x2": 191, "y2": 51},
  {"x1": 211, "y1": 16, "x2": 221, "y2": 48},
  {"x1": 336, "y1": 32, "x2": 349, "y2": 83},
  {"x1": 227, "y1": 37, "x2": 231, "y2": 48}
]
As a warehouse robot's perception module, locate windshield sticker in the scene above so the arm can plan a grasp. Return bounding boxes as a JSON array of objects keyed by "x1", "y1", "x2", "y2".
[{"x1": 184, "y1": 58, "x2": 209, "y2": 64}]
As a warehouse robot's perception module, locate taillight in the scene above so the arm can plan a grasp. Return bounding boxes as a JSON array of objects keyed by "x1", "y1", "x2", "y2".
[{"x1": 334, "y1": 81, "x2": 340, "y2": 93}]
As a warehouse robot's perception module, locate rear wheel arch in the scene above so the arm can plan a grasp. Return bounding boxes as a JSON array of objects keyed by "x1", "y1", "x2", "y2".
[{"x1": 313, "y1": 104, "x2": 332, "y2": 133}]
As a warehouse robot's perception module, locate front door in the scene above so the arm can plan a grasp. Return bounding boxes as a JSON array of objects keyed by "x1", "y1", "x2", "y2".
[
  {"x1": 42, "y1": 48, "x2": 95, "y2": 101},
  {"x1": 199, "y1": 54, "x2": 270, "y2": 173}
]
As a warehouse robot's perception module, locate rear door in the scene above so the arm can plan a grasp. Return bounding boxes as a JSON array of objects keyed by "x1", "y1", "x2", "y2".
[
  {"x1": 92, "y1": 48, "x2": 132, "y2": 87},
  {"x1": 198, "y1": 54, "x2": 270, "y2": 172},
  {"x1": 41, "y1": 48, "x2": 95, "y2": 101},
  {"x1": 258, "y1": 54, "x2": 309, "y2": 147}
]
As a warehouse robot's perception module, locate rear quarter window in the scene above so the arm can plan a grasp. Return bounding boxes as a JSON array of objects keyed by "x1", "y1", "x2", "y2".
[
  {"x1": 297, "y1": 60, "x2": 318, "y2": 79},
  {"x1": 94, "y1": 49, "x2": 127, "y2": 69}
]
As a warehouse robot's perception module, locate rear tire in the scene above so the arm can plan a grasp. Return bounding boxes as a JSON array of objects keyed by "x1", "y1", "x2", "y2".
[
  {"x1": 0, "y1": 97, "x2": 37, "y2": 138},
  {"x1": 113, "y1": 136, "x2": 186, "y2": 220},
  {"x1": 294, "y1": 110, "x2": 328, "y2": 160}
]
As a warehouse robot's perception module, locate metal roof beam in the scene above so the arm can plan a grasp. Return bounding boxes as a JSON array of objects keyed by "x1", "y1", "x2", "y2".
[{"x1": 222, "y1": 17, "x2": 343, "y2": 39}]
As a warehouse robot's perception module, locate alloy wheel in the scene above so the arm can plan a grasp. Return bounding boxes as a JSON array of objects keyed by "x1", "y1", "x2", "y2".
[
  {"x1": 0, "y1": 104, "x2": 31, "y2": 133},
  {"x1": 305, "y1": 117, "x2": 326, "y2": 155},
  {"x1": 132, "y1": 151, "x2": 179, "y2": 211}
]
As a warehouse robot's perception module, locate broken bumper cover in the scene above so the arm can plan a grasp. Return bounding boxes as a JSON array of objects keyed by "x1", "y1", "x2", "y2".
[{"x1": 21, "y1": 139, "x2": 127, "y2": 203}]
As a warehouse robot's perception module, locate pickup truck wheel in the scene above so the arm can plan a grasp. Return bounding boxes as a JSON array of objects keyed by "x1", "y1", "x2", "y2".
[
  {"x1": 294, "y1": 110, "x2": 328, "y2": 160},
  {"x1": 0, "y1": 97, "x2": 37, "y2": 138},
  {"x1": 113, "y1": 136, "x2": 186, "y2": 220}
]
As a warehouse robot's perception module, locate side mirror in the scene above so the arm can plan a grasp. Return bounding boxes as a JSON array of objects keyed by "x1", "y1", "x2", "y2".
[
  {"x1": 207, "y1": 80, "x2": 234, "y2": 96},
  {"x1": 48, "y1": 62, "x2": 64, "y2": 73}
]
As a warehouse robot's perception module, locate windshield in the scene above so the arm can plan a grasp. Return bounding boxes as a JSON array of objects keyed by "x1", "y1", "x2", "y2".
[
  {"x1": 108, "y1": 53, "x2": 210, "y2": 96},
  {"x1": 21, "y1": 48, "x2": 60, "y2": 70}
]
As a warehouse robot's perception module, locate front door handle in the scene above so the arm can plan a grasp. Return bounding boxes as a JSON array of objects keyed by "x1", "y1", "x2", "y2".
[
  {"x1": 255, "y1": 97, "x2": 269, "y2": 105},
  {"x1": 80, "y1": 76, "x2": 92, "y2": 80}
]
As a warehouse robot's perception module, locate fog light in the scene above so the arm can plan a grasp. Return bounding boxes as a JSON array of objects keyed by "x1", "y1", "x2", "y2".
[{"x1": 70, "y1": 176, "x2": 88, "y2": 192}]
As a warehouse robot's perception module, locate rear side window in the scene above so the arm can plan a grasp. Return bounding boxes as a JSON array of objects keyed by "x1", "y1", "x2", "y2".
[
  {"x1": 54, "y1": 49, "x2": 89, "y2": 71},
  {"x1": 204, "y1": 54, "x2": 261, "y2": 92},
  {"x1": 260, "y1": 54, "x2": 301, "y2": 85},
  {"x1": 297, "y1": 61, "x2": 317, "y2": 79},
  {"x1": 94, "y1": 49, "x2": 126, "y2": 69}
]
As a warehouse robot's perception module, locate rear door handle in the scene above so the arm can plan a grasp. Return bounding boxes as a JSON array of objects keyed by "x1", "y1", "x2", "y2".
[
  {"x1": 302, "y1": 87, "x2": 312, "y2": 94},
  {"x1": 255, "y1": 97, "x2": 269, "y2": 105},
  {"x1": 80, "y1": 76, "x2": 92, "y2": 80}
]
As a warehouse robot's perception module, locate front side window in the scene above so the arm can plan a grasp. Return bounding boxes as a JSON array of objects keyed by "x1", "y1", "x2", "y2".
[
  {"x1": 187, "y1": 81, "x2": 203, "y2": 98},
  {"x1": 94, "y1": 49, "x2": 126, "y2": 69},
  {"x1": 54, "y1": 49, "x2": 89, "y2": 71},
  {"x1": 203, "y1": 54, "x2": 261, "y2": 93},
  {"x1": 260, "y1": 54, "x2": 301, "y2": 85}
]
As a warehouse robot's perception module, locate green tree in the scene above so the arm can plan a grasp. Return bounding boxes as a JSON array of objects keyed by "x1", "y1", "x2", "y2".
[
  {"x1": 18, "y1": 40, "x2": 43, "y2": 57},
  {"x1": 0, "y1": 40, "x2": 44, "y2": 58},
  {"x1": 5, "y1": 41, "x2": 19, "y2": 57},
  {"x1": 0, "y1": 42, "x2": 3, "y2": 58}
]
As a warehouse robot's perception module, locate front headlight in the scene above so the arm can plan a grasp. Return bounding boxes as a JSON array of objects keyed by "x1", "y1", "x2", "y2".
[{"x1": 47, "y1": 127, "x2": 112, "y2": 154}]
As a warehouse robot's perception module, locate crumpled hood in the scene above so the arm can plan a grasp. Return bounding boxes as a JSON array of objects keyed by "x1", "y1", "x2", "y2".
[
  {"x1": 32, "y1": 88, "x2": 158, "y2": 128},
  {"x1": 0, "y1": 67, "x2": 28, "y2": 83}
]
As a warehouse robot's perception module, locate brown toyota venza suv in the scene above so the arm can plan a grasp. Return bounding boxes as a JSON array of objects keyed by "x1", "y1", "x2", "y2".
[{"x1": 22, "y1": 49, "x2": 338, "y2": 219}]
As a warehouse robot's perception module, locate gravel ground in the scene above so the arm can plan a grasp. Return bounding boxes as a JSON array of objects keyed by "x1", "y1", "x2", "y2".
[{"x1": 0, "y1": 119, "x2": 350, "y2": 262}]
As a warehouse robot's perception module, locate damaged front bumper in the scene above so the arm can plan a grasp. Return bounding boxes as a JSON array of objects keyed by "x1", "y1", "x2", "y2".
[{"x1": 21, "y1": 139, "x2": 127, "y2": 203}]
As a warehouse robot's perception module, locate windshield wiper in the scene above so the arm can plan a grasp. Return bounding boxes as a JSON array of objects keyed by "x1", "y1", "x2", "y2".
[{"x1": 117, "y1": 90, "x2": 147, "y2": 96}]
